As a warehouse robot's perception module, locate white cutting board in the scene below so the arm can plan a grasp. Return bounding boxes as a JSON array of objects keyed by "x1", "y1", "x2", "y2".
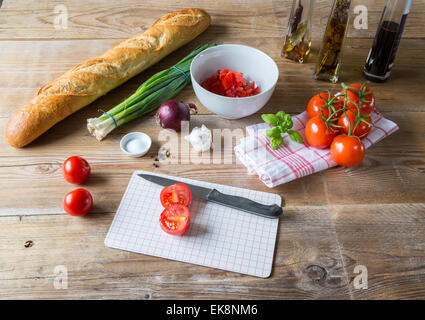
[{"x1": 105, "y1": 170, "x2": 281, "y2": 278}]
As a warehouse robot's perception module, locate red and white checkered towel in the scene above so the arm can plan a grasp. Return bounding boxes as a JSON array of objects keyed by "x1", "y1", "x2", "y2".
[{"x1": 234, "y1": 110, "x2": 399, "y2": 188}]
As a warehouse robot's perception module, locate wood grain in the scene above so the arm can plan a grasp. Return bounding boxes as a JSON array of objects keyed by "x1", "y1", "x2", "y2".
[
  {"x1": 1, "y1": 38, "x2": 425, "y2": 120},
  {"x1": 0, "y1": 0, "x2": 424, "y2": 40},
  {"x1": 0, "y1": 207, "x2": 352, "y2": 299},
  {"x1": 1, "y1": 204, "x2": 423, "y2": 299},
  {"x1": 1, "y1": 0, "x2": 425, "y2": 300},
  {"x1": 0, "y1": 111, "x2": 424, "y2": 215}
]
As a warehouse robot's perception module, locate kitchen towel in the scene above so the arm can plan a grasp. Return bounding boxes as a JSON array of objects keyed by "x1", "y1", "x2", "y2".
[{"x1": 234, "y1": 110, "x2": 399, "y2": 188}]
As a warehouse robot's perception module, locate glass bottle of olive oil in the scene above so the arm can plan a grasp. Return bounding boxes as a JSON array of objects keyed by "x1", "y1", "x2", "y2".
[
  {"x1": 281, "y1": 0, "x2": 313, "y2": 63},
  {"x1": 313, "y1": 0, "x2": 352, "y2": 83}
]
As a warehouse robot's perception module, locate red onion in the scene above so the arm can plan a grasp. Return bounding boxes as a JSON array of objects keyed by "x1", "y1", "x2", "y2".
[{"x1": 156, "y1": 100, "x2": 197, "y2": 132}]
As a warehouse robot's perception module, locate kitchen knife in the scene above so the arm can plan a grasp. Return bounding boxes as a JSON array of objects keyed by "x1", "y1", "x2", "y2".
[{"x1": 137, "y1": 173, "x2": 283, "y2": 219}]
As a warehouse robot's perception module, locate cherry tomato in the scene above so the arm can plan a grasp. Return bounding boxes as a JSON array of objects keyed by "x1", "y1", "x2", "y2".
[
  {"x1": 307, "y1": 93, "x2": 344, "y2": 120},
  {"x1": 159, "y1": 204, "x2": 191, "y2": 235},
  {"x1": 339, "y1": 83, "x2": 375, "y2": 115},
  {"x1": 62, "y1": 156, "x2": 91, "y2": 184},
  {"x1": 63, "y1": 188, "x2": 93, "y2": 216},
  {"x1": 305, "y1": 117, "x2": 338, "y2": 149},
  {"x1": 338, "y1": 110, "x2": 372, "y2": 138},
  {"x1": 160, "y1": 183, "x2": 192, "y2": 208},
  {"x1": 330, "y1": 135, "x2": 365, "y2": 167}
]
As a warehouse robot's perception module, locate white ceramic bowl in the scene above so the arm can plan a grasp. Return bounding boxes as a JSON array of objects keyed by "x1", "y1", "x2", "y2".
[
  {"x1": 120, "y1": 132, "x2": 152, "y2": 157},
  {"x1": 190, "y1": 44, "x2": 279, "y2": 119}
]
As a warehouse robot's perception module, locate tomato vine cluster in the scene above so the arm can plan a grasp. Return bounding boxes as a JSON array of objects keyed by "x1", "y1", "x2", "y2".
[{"x1": 305, "y1": 83, "x2": 376, "y2": 167}]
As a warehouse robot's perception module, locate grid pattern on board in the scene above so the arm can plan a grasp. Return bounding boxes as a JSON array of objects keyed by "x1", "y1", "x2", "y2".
[{"x1": 105, "y1": 170, "x2": 281, "y2": 278}]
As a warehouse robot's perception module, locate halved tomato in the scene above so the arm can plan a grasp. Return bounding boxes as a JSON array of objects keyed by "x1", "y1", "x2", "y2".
[
  {"x1": 159, "y1": 204, "x2": 191, "y2": 235},
  {"x1": 160, "y1": 183, "x2": 192, "y2": 208}
]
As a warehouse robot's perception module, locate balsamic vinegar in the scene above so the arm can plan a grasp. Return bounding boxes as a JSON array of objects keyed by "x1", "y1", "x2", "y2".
[{"x1": 363, "y1": 0, "x2": 411, "y2": 82}]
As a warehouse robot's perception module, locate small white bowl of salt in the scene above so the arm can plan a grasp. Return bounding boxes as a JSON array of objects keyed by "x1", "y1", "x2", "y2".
[{"x1": 120, "y1": 132, "x2": 152, "y2": 157}]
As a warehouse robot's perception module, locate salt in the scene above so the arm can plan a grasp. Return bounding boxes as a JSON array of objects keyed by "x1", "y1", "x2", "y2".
[{"x1": 125, "y1": 138, "x2": 146, "y2": 154}]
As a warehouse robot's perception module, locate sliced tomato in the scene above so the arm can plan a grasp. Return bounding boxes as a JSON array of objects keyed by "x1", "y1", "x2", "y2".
[
  {"x1": 159, "y1": 204, "x2": 191, "y2": 235},
  {"x1": 160, "y1": 183, "x2": 191, "y2": 208}
]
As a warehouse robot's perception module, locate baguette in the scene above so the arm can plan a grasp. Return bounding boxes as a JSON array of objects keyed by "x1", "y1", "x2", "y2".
[{"x1": 5, "y1": 8, "x2": 211, "y2": 147}]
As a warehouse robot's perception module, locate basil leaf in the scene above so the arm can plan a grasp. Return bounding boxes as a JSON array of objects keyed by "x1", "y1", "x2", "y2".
[
  {"x1": 270, "y1": 136, "x2": 283, "y2": 150},
  {"x1": 284, "y1": 114, "x2": 293, "y2": 127},
  {"x1": 288, "y1": 130, "x2": 303, "y2": 143},
  {"x1": 261, "y1": 114, "x2": 280, "y2": 126},
  {"x1": 266, "y1": 127, "x2": 281, "y2": 139},
  {"x1": 275, "y1": 111, "x2": 286, "y2": 123}
]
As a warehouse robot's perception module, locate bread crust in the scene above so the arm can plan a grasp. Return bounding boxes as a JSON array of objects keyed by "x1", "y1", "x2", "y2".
[{"x1": 5, "y1": 8, "x2": 211, "y2": 147}]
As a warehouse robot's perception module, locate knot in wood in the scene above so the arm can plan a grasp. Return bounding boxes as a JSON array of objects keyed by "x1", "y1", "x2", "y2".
[
  {"x1": 305, "y1": 264, "x2": 327, "y2": 283},
  {"x1": 24, "y1": 240, "x2": 34, "y2": 248}
]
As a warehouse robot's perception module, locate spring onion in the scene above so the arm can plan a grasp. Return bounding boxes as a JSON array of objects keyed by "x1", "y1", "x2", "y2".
[{"x1": 87, "y1": 43, "x2": 216, "y2": 140}]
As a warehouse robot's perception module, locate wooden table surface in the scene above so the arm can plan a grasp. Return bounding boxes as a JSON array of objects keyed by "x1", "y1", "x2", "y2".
[{"x1": 1, "y1": 0, "x2": 425, "y2": 300}]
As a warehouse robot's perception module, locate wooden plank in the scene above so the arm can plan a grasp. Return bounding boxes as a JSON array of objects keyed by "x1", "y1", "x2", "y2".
[
  {"x1": 2, "y1": 203, "x2": 423, "y2": 299},
  {"x1": 1, "y1": 38, "x2": 425, "y2": 121},
  {"x1": 332, "y1": 203, "x2": 425, "y2": 299},
  {"x1": 0, "y1": 206, "x2": 351, "y2": 299},
  {"x1": 0, "y1": 111, "x2": 424, "y2": 216},
  {"x1": 1, "y1": 0, "x2": 425, "y2": 300},
  {"x1": 0, "y1": 0, "x2": 424, "y2": 40}
]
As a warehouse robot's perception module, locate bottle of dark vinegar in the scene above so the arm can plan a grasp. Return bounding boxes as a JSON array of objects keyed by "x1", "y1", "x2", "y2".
[{"x1": 364, "y1": 0, "x2": 412, "y2": 82}]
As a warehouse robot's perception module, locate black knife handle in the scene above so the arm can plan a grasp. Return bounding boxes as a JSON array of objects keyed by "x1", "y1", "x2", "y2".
[{"x1": 207, "y1": 189, "x2": 283, "y2": 219}]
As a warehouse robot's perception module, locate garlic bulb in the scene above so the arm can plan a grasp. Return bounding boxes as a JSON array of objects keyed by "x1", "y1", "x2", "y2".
[{"x1": 184, "y1": 124, "x2": 212, "y2": 152}]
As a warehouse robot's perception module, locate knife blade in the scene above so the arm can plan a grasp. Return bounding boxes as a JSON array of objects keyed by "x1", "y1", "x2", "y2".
[{"x1": 137, "y1": 173, "x2": 283, "y2": 219}]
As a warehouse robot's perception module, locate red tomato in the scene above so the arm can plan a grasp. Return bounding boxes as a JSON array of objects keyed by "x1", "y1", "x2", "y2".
[
  {"x1": 201, "y1": 69, "x2": 261, "y2": 98},
  {"x1": 305, "y1": 117, "x2": 338, "y2": 149},
  {"x1": 63, "y1": 188, "x2": 93, "y2": 216},
  {"x1": 338, "y1": 110, "x2": 372, "y2": 138},
  {"x1": 159, "y1": 204, "x2": 191, "y2": 235},
  {"x1": 219, "y1": 69, "x2": 230, "y2": 80},
  {"x1": 307, "y1": 92, "x2": 344, "y2": 120},
  {"x1": 339, "y1": 83, "x2": 375, "y2": 115},
  {"x1": 222, "y1": 72, "x2": 234, "y2": 90},
  {"x1": 160, "y1": 183, "x2": 192, "y2": 208},
  {"x1": 233, "y1": 71, "x2": 244, "y2": 86},
  {"x1": 62, "y1": 156, "x2": 91, "y2": 184},
  {"x1": 307, "y1": 92, "x2": 329, "y2": 119},
  {"x1": 330, "y1": 135, "x2": 365, "y2": 167}
]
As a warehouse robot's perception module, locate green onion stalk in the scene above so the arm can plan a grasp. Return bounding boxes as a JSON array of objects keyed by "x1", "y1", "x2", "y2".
[{"x1": 87, "y1": 43, "x2": 216, "y2": 140}]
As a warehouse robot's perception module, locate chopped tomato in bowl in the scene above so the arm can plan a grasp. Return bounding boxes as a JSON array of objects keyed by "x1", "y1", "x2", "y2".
[{"x1": 201, "y1": 69, "x2": 261, "y2": 98}]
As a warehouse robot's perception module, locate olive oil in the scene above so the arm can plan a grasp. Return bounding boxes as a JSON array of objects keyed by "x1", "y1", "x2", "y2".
[
  {"x1": 281, "y1": 0, "x2": 313, "y2": 64},
  {"x1": 313, "y1": 0, "x2": 352, "y2": 83}
]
